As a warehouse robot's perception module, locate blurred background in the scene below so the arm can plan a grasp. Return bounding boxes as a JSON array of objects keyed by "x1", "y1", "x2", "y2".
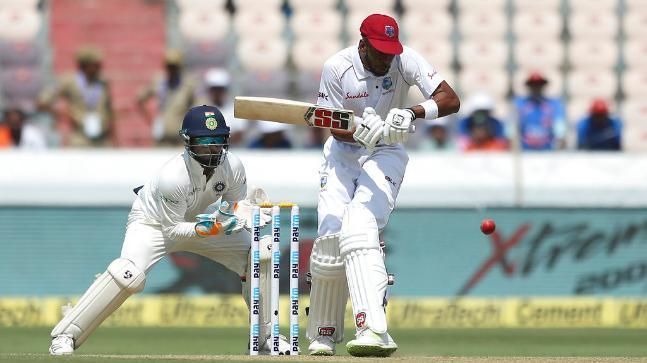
[{"x1": 2, "y1": 0, "x2": 647, "y2": 332}]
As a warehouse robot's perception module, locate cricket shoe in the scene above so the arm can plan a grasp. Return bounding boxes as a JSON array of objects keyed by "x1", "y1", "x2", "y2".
[
  {"x1": 308, "y1": 335, "x2": 335, "y2": 356},
  {"x1": 49, "y1": 334, "x2": 74, "y2": 356},
  {"x1": 346, "y1": 329, "x2": 397, "y2": 357},
  {"x1": 259, "y1": 334, "x2": 294, "y2": 355}
]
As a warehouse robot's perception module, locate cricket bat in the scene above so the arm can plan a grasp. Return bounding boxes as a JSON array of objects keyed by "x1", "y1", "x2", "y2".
[{"x1": 234, "y1": 96, "x2": 354, "y2": 131}]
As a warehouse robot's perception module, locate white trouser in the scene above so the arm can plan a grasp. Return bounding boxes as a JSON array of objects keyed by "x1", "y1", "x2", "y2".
[
  {"x1": 122, "y1": 205, "x2": 250, "y2": 276},
  {"x1": 317, "y1": 137, "x2": 409, "y2": 236}
]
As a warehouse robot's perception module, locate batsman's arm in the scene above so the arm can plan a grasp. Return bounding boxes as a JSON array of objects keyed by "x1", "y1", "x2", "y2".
[{"x1": 408, "y1": 81, "x2": 460, "y2": 120}]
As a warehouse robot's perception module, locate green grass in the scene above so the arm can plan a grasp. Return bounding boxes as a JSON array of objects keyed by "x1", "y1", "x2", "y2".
[{"x1": 1, "y1": 327, "x2": 647, "y2": 362}]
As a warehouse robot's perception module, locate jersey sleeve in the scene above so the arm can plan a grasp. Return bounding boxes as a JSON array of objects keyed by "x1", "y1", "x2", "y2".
[
  {"x1": 400, "y1": 47, "x2": 445, "y2": 99},
  {"x1": 222, "y1": 153, "x2": 247, "y2": 202},
  {"x1": 156, "y1": 172, "x2": 198, "y2": 242},
  {"x1": 316, "y1": 59, "x2": 345, "y2": 109}
]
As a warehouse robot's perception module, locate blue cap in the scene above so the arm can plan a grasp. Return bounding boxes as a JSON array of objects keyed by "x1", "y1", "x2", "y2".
[{"x1": 179, "y1": 105, "x2": 230, "y2": 138}]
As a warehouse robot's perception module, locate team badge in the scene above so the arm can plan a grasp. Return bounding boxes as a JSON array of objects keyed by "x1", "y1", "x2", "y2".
[
  {"x1": 205, "y1": 112, "x2": 218, "y2": 130},
  {"x1": 382, "y1": 77, "x2": 392, "y2": 90},
  {"x1": 213, "y1": 181, "x2": 225, "y2": 192},
  {"x1": 385, "y1": 25, "x2": 395, "y2": 38},
  {"x1": 355, "y1": 312, "x2": 366, "y2": 328}
]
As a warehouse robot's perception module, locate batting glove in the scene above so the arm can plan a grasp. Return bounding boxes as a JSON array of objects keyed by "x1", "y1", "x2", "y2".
[
  {"x1": 383, "y1": 108, "x2": 415, "y2": 145},
  {"x1": 353, "y1": 107, "x2": 384, "y2": 150}
]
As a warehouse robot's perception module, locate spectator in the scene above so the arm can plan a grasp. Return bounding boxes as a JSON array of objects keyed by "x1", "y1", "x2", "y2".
[
  {"x1": 513, "y1": 72, "x2": 566, "y2": 150},
  {"x1": 137, "y1": 49, "x2": 197, "y2": 146},
  {"x1": 458, "y1": 93, "x2": 507, "y2": 151},
  {"x1": 420, "y1": 118, "x2": 454, "y2": 151},
  {"x1": 38, "y1": 46, "x2": 114, "y2": 147},
  {"x1": 200, "y1": 68, "x2": 248, "y2": 147},
  {"x1": 248, "y1": 121, "x2": 292, "y2": 149},
  {"x1": 0, "y1": 108, "x2": 47, "y2": 149},
  {"x1": 576, "y1": 99, "x2": 622, "y2": 151}
]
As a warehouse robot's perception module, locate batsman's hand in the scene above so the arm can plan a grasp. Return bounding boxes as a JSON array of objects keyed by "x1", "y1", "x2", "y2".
[
  {"x1": 383, "y1": 108, "x2": 415, "y2": 145},
  {"x1": 353, "y1": 107, "x2": 384, "y2": 150},
  {"x1": 195, "y1": 201, "x2": 245, "y2": 237}
]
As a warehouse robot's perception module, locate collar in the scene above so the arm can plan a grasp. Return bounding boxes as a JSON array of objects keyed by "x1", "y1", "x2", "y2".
[
  {"x1": 352, "y1": 50, "x2": 397, "y2": 80},
  {"x1": 183, "y1": 151, "x2": 206, "y2": 182},
  {"x1": 352, "y1": 50, "x2": 370, "y2": 80}
]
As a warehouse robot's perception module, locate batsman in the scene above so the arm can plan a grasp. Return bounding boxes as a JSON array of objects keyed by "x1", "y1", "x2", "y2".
[
  {"x1": 307, "y1": 14, "x2": 460, "y2": 356},
  {"x1": 49, "y1": 105, "x2": 289, "y2": 355}
]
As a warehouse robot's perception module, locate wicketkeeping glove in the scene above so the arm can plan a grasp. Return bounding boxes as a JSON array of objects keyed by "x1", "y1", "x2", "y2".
[
  {"x1": 195, "y1": 201, "x2": 246, "y2": 237},
  {"x1": 383, "y1": 108, "x2": 415, "y2": 145},
  {"x1": 353, "y1": 107, "x2": 384, "y2": 150}
]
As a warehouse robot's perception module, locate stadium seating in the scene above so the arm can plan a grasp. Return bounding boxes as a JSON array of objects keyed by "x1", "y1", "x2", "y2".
[
  {"x1": 179, "y1": 9, "x2": 230, "y2": 41},
  {"x1": 344, "y1": 0, "x2": 395, "y2": 13},
  {"x1": 234, "y1": 9, "x2": 285, "y2": 39},
  {"x1": 456, "y1": 0, "x2": 506, "y2": 13},
  {"x1": 568, "y1": 12, "x2": 618, "y2": 41},
  {"x1": 568, "y1": 41, "x2": 618, "y2": 70},
  {"x1": 513, "y1": 11, "x2": 562, "y2": 40},
  {"x1": 0, "y1": 41, "x2": 40, "y2": 67},
  {"x1": 567, "y1": 69, "x2": 617, "y2": 99},
  {"x1": 0, "y1": 7, "x2": 40, "y2": 41},
  {"x1": 514, "y1": 40, "x2": 564, "y2": 69},
  {"x1": 406, "y1": 38, "x2": 453, "y2": 71},
  {"x1": 290, "y1": 10, "x2": 343, "y2": 40},
  {"x1": 458, "y1": 10, "x2": 507, "y2": 39},
  {"x1": 514, "y1": 0, "x2": 561, "y2": 12},
  {"x1": 401, "y1": 12, "x2": 453, "y2": 39}
]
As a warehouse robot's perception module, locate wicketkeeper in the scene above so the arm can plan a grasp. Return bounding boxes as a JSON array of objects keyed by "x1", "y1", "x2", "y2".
[{"x1": 49, "y1": 105, "x2": 289, "y2": 355}]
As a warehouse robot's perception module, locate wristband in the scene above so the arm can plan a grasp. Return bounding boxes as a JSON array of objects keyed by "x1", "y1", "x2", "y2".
[{"x1": 420, "y1": 99, "x2": 439, "y2": 120}]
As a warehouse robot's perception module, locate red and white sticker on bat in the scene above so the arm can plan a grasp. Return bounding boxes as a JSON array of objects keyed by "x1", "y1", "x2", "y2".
[{"x1": 304, "y1": 107, "x2": 352, "y2": 131}]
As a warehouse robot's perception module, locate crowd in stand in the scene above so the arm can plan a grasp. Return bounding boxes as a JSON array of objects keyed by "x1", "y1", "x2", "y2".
[{"x1": 0, "y1": 46, "x2": 623, "y2": 152}]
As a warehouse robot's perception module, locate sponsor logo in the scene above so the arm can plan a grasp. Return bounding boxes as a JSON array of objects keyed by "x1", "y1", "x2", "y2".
[
  {"x1": 318, "y1": 91, "x2": 329, "y2": 101},
  {"x1": 320, "y1": 174, "x2": 328, "y2": 189},
  {"x1": 305, "y1": 107, "x2": 351, "y2": 130},
  {"x1": 385, "y1": 25, "x2": 395, "y2": 38},
  {"x1": 318, "y1": 327, "x2": 335, "y2": 336},
  {"x1": 382, "y1": 77, "x2": 392, "y2": 90},
  {"x1": 345, "y1": 91, "x2": 369, "y2": 99},
  {"x1": 213, "y1": 181, "x2": 226, "y2": 192},
  {"x1": 355, "y1": 312, "x2": 366, "y2": 328},
  {"x1": 428, "y1": 70, "x2": 438, "y2": 80},
  {"x1": 123, "y1": 270, "x2": 133, "y2": 279}
]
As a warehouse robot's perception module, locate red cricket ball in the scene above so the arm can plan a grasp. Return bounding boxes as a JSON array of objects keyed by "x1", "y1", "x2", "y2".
[{"x1": 480, "y1": 219, "x2": 496, "y2": 235}]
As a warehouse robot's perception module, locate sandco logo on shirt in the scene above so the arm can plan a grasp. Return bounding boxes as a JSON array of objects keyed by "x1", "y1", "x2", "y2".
[{"x1": 345, "y1": 91, "x2": 369, "y2": 99}]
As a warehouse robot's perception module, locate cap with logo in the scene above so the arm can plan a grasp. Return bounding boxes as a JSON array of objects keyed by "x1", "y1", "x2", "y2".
[
  {"x1": 360, "y1": 14, "x2": 403, "y2": 55},
  {"x1": 180, "y1": 105, "x2": 230, "y2": 138}
]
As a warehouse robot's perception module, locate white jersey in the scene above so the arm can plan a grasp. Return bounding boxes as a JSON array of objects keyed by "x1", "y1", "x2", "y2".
[
  {"x1": 134, "y1": 151, "x2": 246, "y2": 242},
  {"x1": 316, "y1": 46, "x2": 444, "y2": 119}
]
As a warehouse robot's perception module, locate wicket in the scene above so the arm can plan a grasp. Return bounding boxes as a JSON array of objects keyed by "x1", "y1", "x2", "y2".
[{"x1": 249, "y1": 204, "x2": 300, "y2": 356}]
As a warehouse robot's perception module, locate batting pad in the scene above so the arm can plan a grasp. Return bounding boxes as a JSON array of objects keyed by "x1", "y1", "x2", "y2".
[
  {"x1": 306, "y1": 234, "x2": 349, "y2": 343},
  {"x1": 51, "y1": 258, "x2": 145, "y2": 348},
  {"x1": 242, "y1": 234, "x2": 272, "y2": 341},
  {"x1": 339, "y1": 203, "x2": 388, "y2": 334}
]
